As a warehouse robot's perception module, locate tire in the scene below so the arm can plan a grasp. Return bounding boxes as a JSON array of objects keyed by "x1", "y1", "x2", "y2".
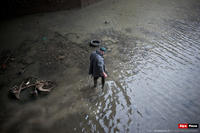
[{"x1": 90, "y1": 40, "x2": 101, "y2": 47}]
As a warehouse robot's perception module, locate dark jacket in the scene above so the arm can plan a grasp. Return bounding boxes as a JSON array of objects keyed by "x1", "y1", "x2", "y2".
[{"x1": 89, "y1": 50, "x2": 105, "y2": 77}]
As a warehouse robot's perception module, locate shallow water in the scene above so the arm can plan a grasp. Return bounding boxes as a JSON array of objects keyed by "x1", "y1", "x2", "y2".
[
  {"x1": 82, "y1": 24, "x2": 200, "y2": 132},
  {"x1": 1, "y1": 0, "x2": 200, "y2": 133},
  {"x1": 79, "y1": 3, "x2": 200, "y2": 133}
]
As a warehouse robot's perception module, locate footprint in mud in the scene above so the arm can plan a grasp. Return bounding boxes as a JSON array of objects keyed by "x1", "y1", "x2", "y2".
[{"x1": 125, "y1": 27, "x2": 132, "y2": 33}]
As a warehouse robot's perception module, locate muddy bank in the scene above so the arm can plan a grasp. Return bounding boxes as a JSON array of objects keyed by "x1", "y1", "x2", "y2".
[
  {"x1": 1, "y1": 0, "x2": 200, "y2": 132},
  {"x1": 0, "y1": 26, "x2": 140, "y2": 132}
]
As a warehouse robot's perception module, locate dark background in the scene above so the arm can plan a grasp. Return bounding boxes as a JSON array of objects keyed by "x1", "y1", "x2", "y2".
[{"x1": 0, "y1": 0, "x2": 101, "y2": 18}]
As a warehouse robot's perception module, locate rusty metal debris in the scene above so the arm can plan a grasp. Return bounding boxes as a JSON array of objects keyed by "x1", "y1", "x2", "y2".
[
  {"x1": 9, "y1": 77, "x2": 56, "y2": 100},
  {"x1": 0, "y1": 50, "x2": 14, "y2": 71}
]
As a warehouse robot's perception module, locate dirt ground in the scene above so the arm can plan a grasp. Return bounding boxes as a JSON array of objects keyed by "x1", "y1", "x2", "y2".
[{"x1": 0, "y1": 0, "x2": 200, "y2": 133}]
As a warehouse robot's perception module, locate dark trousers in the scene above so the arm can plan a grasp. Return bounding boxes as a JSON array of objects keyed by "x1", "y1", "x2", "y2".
[{"x1": 94, "y1": 76, "x2": 105, "y2": 88}]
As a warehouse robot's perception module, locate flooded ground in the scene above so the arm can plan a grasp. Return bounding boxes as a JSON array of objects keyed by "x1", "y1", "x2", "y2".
[{"x1": 0, "y1": 0, "x2": 200, "y2": 133}]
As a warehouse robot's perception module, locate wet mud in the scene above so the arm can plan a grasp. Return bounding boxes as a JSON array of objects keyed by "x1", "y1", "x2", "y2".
[{"x1": 0, "y1": 0, "x2": 200, "y2": 133}]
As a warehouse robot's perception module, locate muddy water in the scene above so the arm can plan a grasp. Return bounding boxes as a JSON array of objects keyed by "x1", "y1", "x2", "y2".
[
  {"x1": 77, "y1": 1, "x2": 200, "y2": 133},
  {"x1": 81, "y1": 18, "x2": 200, "y2": 132},
  {"x1": 1, "y1": 0, "x2": 200, "y2": 133}
]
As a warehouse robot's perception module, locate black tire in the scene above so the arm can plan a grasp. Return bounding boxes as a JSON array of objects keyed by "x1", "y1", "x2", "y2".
[{"x1": 90, "y1": 40, "x2": 101, "y2": 47}]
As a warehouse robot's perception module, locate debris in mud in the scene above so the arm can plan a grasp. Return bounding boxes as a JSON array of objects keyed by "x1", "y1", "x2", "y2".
[
  {"x1": 9, "y1": 77, "x2": 56, "y2": 100},
  {"x1": 42, "y1": 36, "x2": 47, "y2": 41},
  {"x1": 17, "y1": 68, "x2": 25, "y2": 75},
  {"x1": 0, "y1": 50, "x2": 15, "y2": 71},
  {"x1": 57, "y1": 55, "x2": 65, "y2": 60},
  {"x1": 90, "y1": 40, "x2": 101, "y2": 47},
  {"x1": 104, "y1": 20, "x2": 110, "y2": 24}
]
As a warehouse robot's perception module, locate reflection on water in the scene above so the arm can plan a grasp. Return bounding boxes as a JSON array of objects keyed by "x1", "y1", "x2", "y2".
[
  {"x1": 1, "y1": 1, "x2": 200, "y2": 133},
  {"x1": 81, "y1": 18, "x2": 200, "y2": 132}
]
